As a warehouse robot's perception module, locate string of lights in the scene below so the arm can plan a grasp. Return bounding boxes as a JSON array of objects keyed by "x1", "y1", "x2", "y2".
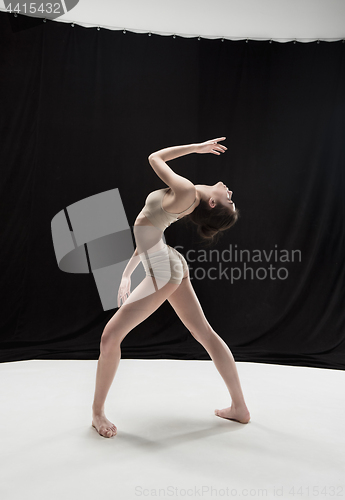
[{"x1": 6, "y1": 11, "x2": 345, "y2": 43}]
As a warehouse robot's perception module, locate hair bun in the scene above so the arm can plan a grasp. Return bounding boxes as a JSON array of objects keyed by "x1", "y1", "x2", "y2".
[{"x1": 186, "y1": 197, "x2": 238, "y2": 247}]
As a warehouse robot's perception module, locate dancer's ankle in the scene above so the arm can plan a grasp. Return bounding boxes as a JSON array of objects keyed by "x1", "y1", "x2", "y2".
[
  {"x1": 232, "y1": 400, "x2": 248, "y2": 410},
  {"x1": 92, "y1": 403, "x2": 105, "y2": 415}
]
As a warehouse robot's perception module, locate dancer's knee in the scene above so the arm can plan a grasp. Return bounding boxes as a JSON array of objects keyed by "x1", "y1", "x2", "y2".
[
  {"x1": 100, "y1": 327, "x2": 122, "y2": 356},
  {"x1": 190, "y1": 325, "x2": 215, "y2": 347}
]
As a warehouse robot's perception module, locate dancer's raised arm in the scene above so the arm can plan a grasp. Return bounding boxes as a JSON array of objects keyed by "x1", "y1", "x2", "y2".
[
  {"x1": 149, "y1": 143, "x2": 197, "y2": 162},
  {"x1": 148, "y1": 138, "x2": 227, "y2": 193},
  {"x1": 149, "y1": 137, "x2": 227, "y2": 162},
  {"x1": 148, "y1": 142, "x2": 198, "y2": 192}
]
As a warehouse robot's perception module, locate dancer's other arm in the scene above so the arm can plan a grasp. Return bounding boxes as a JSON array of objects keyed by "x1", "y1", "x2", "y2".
[
  {"x1": 122, "y1": 247, "x2": 140, "y2": 278},
  {"x1": 117, "y1": 248, "x2": 140, "y2": 307}
]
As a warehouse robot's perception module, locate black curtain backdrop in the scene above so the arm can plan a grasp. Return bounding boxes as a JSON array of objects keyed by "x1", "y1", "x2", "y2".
[{"x1": 1, "y1": 12, "x2": 344, "y2": 369}]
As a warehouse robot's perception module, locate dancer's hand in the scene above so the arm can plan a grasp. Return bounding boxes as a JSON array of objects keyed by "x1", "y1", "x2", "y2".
[
  {"x1": 117, "y1": 275, "x2": 131, "y2": 308},
  {"x1": 195, "y1": 137, "x2": 227, "y2": 155}
]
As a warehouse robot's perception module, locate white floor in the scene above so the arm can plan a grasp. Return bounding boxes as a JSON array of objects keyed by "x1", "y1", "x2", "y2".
[{"x1": 0, "y1": 358, "x2": 344, "y2": 500}]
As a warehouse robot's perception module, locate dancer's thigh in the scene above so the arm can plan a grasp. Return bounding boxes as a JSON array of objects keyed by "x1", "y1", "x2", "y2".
[
  {"x1": 104, "y1": 276, "x2": 179, "y2": 344},
  {"x1": 167, "y1": 276, "x2": 214, "y2": 341}
]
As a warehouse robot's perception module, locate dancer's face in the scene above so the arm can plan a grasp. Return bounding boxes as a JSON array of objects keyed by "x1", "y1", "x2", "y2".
[{"x1": 210, "y1": 182, "x2": 235, "y2": 211}]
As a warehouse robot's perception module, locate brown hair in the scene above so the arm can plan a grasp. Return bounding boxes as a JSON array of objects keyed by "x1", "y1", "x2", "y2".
[{"x1": 184, "y1": 198, "x2": 240, "y2": 247}]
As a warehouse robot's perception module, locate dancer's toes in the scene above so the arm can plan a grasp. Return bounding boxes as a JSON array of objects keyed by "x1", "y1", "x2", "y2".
[{"x1": 92, "y1": 414, "x2": 117, "y2": 438}]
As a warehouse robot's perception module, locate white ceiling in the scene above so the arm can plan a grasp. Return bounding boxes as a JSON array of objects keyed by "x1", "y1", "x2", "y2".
[{"x1": 1, "y1": 0, "x2": 344, "y2": 42}]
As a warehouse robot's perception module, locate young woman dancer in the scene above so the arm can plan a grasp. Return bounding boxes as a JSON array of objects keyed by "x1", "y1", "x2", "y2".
[{"x1": 92, "y1": 137, "x2": 251, "y2": 437}]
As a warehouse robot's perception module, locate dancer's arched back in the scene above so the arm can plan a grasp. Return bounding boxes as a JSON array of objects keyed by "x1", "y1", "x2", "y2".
[{"x1": 92, "y1": 138, "x2": 250, "y2": 438}]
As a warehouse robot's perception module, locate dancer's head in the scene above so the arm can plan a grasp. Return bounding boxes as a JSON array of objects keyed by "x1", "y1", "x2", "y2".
[{"x1": 187, "y1": 182, "x2": 240, "y2": 247}]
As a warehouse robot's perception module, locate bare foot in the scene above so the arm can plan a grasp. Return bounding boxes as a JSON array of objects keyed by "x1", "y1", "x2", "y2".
[
  {"x1": 92, "y1": 412, "x2": 117, "y2": 438},
  {"x1": 215, "y1": 405, "x2": 251, "y2": 424}
]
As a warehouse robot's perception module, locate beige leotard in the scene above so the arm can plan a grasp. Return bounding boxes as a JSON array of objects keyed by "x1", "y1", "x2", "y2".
[{"x1": 133, "y1": 188, "x2": 197, "y2": 286}]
